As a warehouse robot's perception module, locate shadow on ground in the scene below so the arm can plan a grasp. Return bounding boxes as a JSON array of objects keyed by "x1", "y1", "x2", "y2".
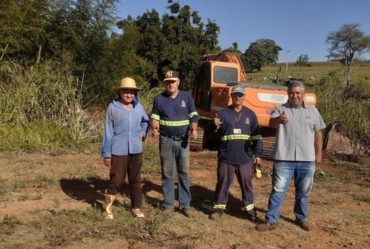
[
  {"x1": 59, "y1": 177, "x2": 295, "y2": 225},
  {"x1": 141, "y1": 179, "x2": 256, "y2": 219},
  {"x1": 60, "y1": 177, "x2": 112, "y2": 209}
]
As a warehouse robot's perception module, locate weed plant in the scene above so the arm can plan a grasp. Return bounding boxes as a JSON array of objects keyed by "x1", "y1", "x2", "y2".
[
  {"x1": 0, "y1": 61, "x2": 99, "y2": 151},
  {"x1": 142, "y1": 137, "x2": 161, "y2": 174}
]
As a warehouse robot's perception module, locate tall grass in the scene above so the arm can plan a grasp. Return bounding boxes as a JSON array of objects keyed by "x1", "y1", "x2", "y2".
[
  {"x1": 138, "y1": 86, "x2": 163, "y2": 114},
  {"x1": 0, "y1": 61, "x2": 99, "y2": 152}
]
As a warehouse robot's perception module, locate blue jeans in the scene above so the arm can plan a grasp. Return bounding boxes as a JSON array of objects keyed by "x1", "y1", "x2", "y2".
[
  {"x1": 265, "y1": 161, "x2": 315, "y2": 224},
  {"x1": 159, "y1": 135, "x2": 191, "y2": 209}
]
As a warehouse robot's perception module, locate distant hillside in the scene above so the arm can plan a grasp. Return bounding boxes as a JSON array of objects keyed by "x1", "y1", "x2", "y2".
[{"x1": 248, "y1": 60, "x2": 370, "y2": 87}]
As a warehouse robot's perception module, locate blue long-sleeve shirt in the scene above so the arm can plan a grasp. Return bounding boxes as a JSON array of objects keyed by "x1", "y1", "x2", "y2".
[{"x1": 101, "y1": 99, "x2": 149, "y2": 158}]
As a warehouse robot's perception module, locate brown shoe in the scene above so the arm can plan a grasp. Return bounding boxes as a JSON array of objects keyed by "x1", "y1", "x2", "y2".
[
  {"x1": 296, "y1": 219, "x2": 311, "y2": 231},
  {"x1": 255, "y1": 222, "x2": 276, "y2": 231},
  {"x1": 209, "y1": 210, "x2": 223, "y2": 220},
  {"x1": 181, "y1": 208, "x2": 195, "y2": 218},
  {"x1": 161, "y1": 207, "x2": 175, "y2": 215}
]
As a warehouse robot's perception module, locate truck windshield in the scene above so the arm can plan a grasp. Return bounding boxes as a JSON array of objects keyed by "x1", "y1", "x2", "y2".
[{"x1": 214, "y1": 66, "x2": 238, "y2": 84}]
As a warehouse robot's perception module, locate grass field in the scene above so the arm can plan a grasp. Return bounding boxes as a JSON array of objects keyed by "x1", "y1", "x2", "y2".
[{"x1": 249, "y1": 60, "x2": 370, "y2": 87}]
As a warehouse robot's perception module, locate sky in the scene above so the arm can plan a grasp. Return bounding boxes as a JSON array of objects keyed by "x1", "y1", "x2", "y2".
[{"x1": 117, "y1": 0, "x2": 370, "y2": 62}]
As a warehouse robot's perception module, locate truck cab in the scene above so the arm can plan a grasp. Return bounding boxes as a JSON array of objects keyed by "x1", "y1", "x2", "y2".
[{"x1": 193, "y1": 60, "x2": 241, "y2": 117}]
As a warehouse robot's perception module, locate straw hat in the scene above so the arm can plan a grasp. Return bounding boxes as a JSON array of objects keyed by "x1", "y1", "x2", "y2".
[{"x1": 112, "y1": 77, "x2": 139, "y2": 93}]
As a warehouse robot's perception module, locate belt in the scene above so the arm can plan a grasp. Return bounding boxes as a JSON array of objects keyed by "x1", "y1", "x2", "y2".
[{"x1": 162, "y1": 134, "x2": 187, "y2": 141}]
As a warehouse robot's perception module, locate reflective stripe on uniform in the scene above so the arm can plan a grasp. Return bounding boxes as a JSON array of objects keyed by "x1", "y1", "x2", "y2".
[
  {"x1": 242, "y1": 203, "x2": 255, "y2": 211},
  {"x1": 159, "y1": 120, "x2": 190, "y2": 126},
  {"x1": 151, "y1": 113, "x2": 160, "y2": 120},
  {"x1": 189, "y1": 111, "x2": 198, "y2": 119},
  {"x1": 221, "y1": 134, "x2": 251, "y2": 141},
  {"x1": 213, "y1": 204, "x2": 226, "y2": 210}
]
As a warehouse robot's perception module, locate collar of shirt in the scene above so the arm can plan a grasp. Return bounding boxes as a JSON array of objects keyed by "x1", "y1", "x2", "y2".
[
  {"x1": 286, "y1": 101, "x2": 307, "y2": 109},
  {"x1": 113, "y1": 98, "x2": 137, "y2": 109}
]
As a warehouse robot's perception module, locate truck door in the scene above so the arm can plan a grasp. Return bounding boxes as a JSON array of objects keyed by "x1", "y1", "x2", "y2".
[{"x1": 194, "y1": 62, "x2": 212, "y2": 111}]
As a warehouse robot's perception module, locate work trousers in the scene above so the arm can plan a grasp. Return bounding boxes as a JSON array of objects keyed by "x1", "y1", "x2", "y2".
[
  {"x1": 107, "y1": 154, "x2": 143, "y2": 209},
  {"x1": 214, "y1": 160, "x2": 254, "y2": 211},
  {"x1": 160, "y1": 135, "x2": 191, "y2": 209}
]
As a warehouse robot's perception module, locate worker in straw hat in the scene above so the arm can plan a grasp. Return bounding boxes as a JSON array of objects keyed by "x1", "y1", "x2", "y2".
[{"x1": 101, "y1": 77, "x2": 150, "y2": 219}]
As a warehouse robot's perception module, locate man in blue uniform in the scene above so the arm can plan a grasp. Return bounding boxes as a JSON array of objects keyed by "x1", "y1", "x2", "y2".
[
  {"x1": 151, "y1": 70, "x2": 199, "y2": 218},
  {"x1": 209, "y1": 85, "x2": 263, "y2": 222}
]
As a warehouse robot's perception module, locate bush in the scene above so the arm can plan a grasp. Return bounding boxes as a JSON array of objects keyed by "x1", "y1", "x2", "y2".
[
  {"x1": 0, "y1": 61, "x2": 99, "y2": 151},
  {"x1": 315, "y1": 70, "x2": 370, "y2": 135}
]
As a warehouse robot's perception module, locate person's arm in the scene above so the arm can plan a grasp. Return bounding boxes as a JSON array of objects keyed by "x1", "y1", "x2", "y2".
[
  {"x1": 151, "y1": 118, "x2": 160, "y2": 137},
  {"x1": 188, "y1": 93, "x2": 199, "y2": 139},
  {"x1": 101, "y1": 105, "x2": 113, "y2": 167},
  {"x1": 140, "y1": 106, "x2": 150, "y2": 141},
  {"x1": 269, "y1": 109, "x2": 288, "y2": 128},
  {"x1": 251, "y1": 112, "x2": 263, "y2": 162},
  {"x1": 314, "y1": 130, "x2": 323, "y2": 163},
  {"x1": 213, "y1": 112, "x2": 222, "y2": 129},
  {"x1": 150, "y1": 97, "x2": 161, "y2": 137},
  {"x1": 188, "y1": 122, "x2": 198, "y2": 139}
]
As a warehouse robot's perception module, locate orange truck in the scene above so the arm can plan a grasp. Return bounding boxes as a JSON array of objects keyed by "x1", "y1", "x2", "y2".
[{"x1": 190, "y1": 52, "x2": 317, "y2": 157}]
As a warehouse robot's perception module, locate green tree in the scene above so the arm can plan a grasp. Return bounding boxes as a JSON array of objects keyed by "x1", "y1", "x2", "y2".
[
  {"x1": 114, "y1": 18, "x2": 157, "y2": 90},
  {"x1": 0, "y1": 0, "x2": 52, "y2": 63},
  {"x1": 223, "y1": 42, "x2": 241, "y2": 53},
  {"x1": 48, "y1": 0, "x2": 118, "y2": 104},
  {"x1": 326, "y1": 23, "x2": 370, "y2": 86},
  {"x1": 244, "y1": 39, "x2": 282, "y2": 72},
  {"x1": 122, "y1": 1, "x2": 220, "y2": 90},
  {"x1": 133, "y1": 10, "x2": 164, "y2": 87},
  {"x1": 223, "y1": 42, "x2": 249, "y2": 75},
  {"x1": 295, "y1": 54, "x2": 311, "y2": 67},
  {"x1": 159, "y1": 2, "x2": 220, "y2": 89}
]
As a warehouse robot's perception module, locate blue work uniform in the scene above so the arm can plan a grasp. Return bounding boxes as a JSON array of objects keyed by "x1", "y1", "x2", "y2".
[
  {"x1": 213, "y1": 105, "x2": 263, "y2": 213},
  {"x1": 151, "y1": 90, "x2": 199, "y2": 209},
  {"x1": 151, "y1": 91, "x2": 198, "y2": 137}
]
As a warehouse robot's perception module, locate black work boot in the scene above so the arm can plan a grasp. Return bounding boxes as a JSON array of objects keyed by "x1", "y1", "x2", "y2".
[{"x1": 245, "y1": 209, "x2": 258, "y2": 223}]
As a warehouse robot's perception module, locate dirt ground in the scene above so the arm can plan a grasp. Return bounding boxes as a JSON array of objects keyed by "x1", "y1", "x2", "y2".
[{"x1": 0, "y1": 147, "x2": 369, "y2": 249}]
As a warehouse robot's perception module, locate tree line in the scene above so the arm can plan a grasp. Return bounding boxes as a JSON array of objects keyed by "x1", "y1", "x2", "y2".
[
  {"x1": 1, "y1": 0, "x2": 370, "y2": 152},
  {"x1": 1, "y1": 0, "x2": 370, "y2": 106},
  {"x1": 1, "y1": 0, "x2": 220, "y2": 105}
]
